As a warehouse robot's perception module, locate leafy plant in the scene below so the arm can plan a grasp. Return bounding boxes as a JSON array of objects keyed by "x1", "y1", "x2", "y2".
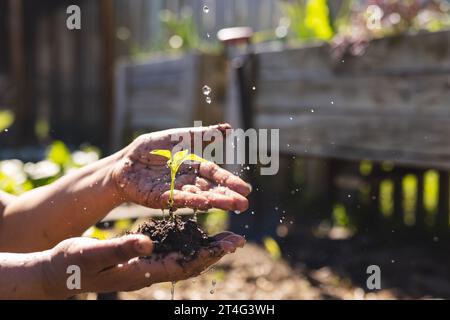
[
  {"x1": 335, "y1": 0, "x2": 450, "y2": 40},
  {"x1": 0, "y1": 110, "x2": 14, "y2": 132},
  {"x1": 281, "y1": 0, "x2": 334, "y2": 41},
  {"x1": 159, "y1": 7, "x2": 200, "y2": 51},
  {"x1": 0, "y1": 141, "x2": 100, "y2": 194},
  {"x1": 150, "y1": 149, "x2": 207, "y2": 214}
]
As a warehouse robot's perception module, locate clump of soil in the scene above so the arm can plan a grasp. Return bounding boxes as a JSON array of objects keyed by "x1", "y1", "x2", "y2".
[{"x1": 136, "y1": 216, "x2": 214, "y2": 260}]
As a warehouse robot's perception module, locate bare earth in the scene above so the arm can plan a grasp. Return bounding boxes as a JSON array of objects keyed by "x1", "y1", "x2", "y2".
[{"x1": 118, "y1": 243, "x2": 397, "y2": 300}]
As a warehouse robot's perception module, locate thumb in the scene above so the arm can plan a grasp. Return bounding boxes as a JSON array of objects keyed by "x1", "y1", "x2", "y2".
[{"x1": 83, "y1": 235, "x2": 153, "y2": 269}]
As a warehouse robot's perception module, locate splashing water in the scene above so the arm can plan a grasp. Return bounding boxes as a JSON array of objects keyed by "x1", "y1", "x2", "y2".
[
  {"x1": 193, "y1": 209, "x2": 198, "y2": 222},
  {"x1": 205, "y1": 96, "x2": 212, "y2": 104},
  {"x1": 210, "y1": 279, "x2": 216, "y2": 294},
  {"x1": 202, "y1": 85, "x2": 211, "y2": 96},
  {"x1": 203, "y1": 5, "x2": 209, "y2": 13},
  {"x1": 171, "y1": 281, "x2": 176, "y2": 300}
]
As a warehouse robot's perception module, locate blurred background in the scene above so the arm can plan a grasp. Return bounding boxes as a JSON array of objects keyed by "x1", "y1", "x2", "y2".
[{"x1": 1, "y1": 0, "x2": 450, "y2": 299}]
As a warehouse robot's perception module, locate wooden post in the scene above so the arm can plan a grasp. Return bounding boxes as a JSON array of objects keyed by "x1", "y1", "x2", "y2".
[{"x1": 100, "y1": 0, "x2": 115, "y2": 151}]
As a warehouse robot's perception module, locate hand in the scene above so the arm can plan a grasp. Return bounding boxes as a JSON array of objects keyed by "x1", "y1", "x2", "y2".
[
  {"x1": 41, "y1": 233, "x2": 245, "y2": 299},
  {"x1": 112, "y1": 124, "x2": 251, "y2": 212}
]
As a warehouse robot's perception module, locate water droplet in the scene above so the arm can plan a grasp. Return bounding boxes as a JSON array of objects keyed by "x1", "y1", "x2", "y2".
[
  {"x1": 205, "y1": 96, "x2": 212, "y2": 104},
  {"x1": 289, "y1": 116, "x2": 293, "y2": 120},
  {"x1": 202, "y1": 85, "x2": 211, "y2": 95},
  {"x1": 171, "y1": 281, "x2": 176, "y2": 300},
  {"x1": 275, "y1": 206, "x2": 279, "y2": 211},
  {"x1": 145, "y1": 272, "x2": 151, "y2": 278},
  {"x1": 212, "y1": 279, "x2": 216, "y2": 286},
  {"x1": 252, "y1": 86, "x2": 256, "y2": 90},
  {"x1": 4, "y1": 129, "x2": 8, "y2": 132},
  {"x1": 244, "y1": 224, "x2": 249, "y2": 229},
  {"x1": 251, "y1": 211, "x2": 255, "y2": 215},
  {"x1": 203, "y1": 5, "x2": 209, "y2": 13},
  {"x1": 311, "y1": 109, "x2": 315, "y2": 113},
  {"x1": 210, "y1": 289, "x2": 215, "y2": 294},
  {"x1": 234, "y1": 210, "x2": 240, "y2": 214},
  {"x1": 347, "y1": 194, "x2": 351, "y2": 198},
  {"x1": 330, "y1": 100, "x2": 334, "y2": 105}
]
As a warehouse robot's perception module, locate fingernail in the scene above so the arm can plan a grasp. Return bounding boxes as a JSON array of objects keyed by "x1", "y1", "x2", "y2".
[{"x1": 220, "y1": 241, "x2": 235, "y2": 254}]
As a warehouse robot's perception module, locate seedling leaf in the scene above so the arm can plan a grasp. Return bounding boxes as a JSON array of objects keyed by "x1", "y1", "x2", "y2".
[
  {"x1": 149, "y1": 149, "x2": 209, "y2": 215},
  {"x1": 150, "y1": 149, "x2": 172, "y2": 159}
]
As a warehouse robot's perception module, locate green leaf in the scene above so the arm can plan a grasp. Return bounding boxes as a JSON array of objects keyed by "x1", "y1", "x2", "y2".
[
  {"x1": 47, "y1": 141, "x2": 71, "y2": 166},
  {"x1": 149, "y1": 148, "x2": 209, "y2": 211},
  {"x1": 150, "y1": 149, "x2": 172, "y2": 160},
  {"x1": 263, "y1": 237, "x2": 281, "y2": 260},
  {"x1": 185, "y1": 153, "x2": 208, "y2": 164},
  {"x1": 0, "y1": 110, "x2": 14, "y2": 131},
  {"x1": 172, "y1": 149, "x2": 189, "y2": 164},
  {"x1": 172, "y1": 149, "x2": 189, "y2": 172}
]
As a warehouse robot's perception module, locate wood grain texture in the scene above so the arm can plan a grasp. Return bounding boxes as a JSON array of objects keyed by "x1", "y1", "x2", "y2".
[
  {"x1": 113, "y1": 53, "x2": 225, "y2": 149},
  {"x1": 253, "y1": 31, "x2": 450, "y2": 169}
]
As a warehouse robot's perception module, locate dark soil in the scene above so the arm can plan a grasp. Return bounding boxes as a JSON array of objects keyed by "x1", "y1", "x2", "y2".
[{"x1": 136, "y1": 216, "x2": 213, "y2": 260}]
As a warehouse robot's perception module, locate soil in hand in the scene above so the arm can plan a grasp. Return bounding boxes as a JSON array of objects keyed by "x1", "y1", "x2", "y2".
[{"x1": 136, "y1": 216, "x2": 214, "y2": 261}]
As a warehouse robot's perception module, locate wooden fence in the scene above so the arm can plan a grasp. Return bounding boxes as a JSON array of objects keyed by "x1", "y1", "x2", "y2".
[
  {"x1": 250, "y1": 30, "x2": 450, "y2": 236},
  {"x1": 114, "y1": 0, "x2": 283, "y2": 56},
  {"x1": 112, "y1": 52, "x2": 226, "y2": 149},
  {"x1": 112, "y1": 30, "x2": 450, "y2": 236}
]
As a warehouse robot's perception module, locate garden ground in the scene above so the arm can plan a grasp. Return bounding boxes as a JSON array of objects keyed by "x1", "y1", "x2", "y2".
[{"x1": 108, "y1": 223, "x2": 450, "y2": 300}]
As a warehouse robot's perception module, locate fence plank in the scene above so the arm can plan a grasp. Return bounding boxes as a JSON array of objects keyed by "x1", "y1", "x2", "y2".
[{"x1": 253, "y1": 31, "x2": 450, "y2": 170}]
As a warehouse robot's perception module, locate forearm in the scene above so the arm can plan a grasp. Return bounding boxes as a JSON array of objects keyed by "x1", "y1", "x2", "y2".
[
  {"x1": 0, "y1": 251, "x2": 50, "y2": 299},
  {"x1": 0, "y1": 150, "x2": 126, "y2": 253}
]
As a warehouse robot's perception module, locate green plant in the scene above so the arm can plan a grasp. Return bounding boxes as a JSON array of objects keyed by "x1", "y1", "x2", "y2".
[
  {"x1": 0, "y1": 141, "x2": 100, "y2": 194},
  {"x1": 0, "y1": 110, "x2": 14, "y2": 132},
  {"x1": 159, "y1": 8, "x2": 200, "y2": 51},
  {"x1": 281, "y1": 0, "x2": 334, "y2": 41},
  {"x1": 150, "y1": 149, "x2": 207, "y2": 214}
]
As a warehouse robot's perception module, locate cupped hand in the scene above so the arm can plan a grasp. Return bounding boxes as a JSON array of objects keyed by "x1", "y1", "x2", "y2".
[
  {"x1": 112, "y1": 124, "x2": 251, "y2": 212},
  {"x1": 43, "y1": 232, "x2": 245, "y2": 298}
]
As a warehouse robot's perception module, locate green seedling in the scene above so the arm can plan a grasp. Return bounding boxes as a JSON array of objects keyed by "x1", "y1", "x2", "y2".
[{"x1": 150, "y1": 149, "x2": 207, "y2": 216}]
